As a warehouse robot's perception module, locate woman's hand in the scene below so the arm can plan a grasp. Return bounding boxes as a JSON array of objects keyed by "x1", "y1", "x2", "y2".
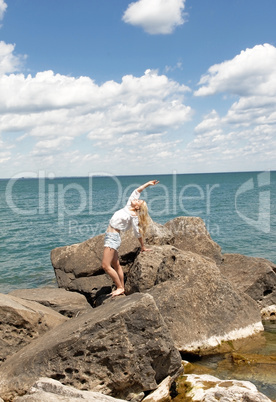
[{"x1": 148, "y1": 180, "x2": 159, "y2": 186}]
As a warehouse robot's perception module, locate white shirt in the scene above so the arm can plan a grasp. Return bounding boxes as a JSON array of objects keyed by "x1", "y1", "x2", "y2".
[{"x1": 109, "y1": 189, "x2": 141, "y2": 238}]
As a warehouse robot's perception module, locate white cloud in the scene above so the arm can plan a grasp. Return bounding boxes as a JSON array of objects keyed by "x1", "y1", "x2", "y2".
[
  {"x1": 2, "y1": 39, "x2": 276, "y2": 177},
  {"x1": 164, "y1": 62, "x2": 183, "y2": 73},
  {"x1": 195, "y1": 44, "x2": 276, "y2": 97},
  {"x1": 0, "y1": 64, "x2": 193, "y2": 174},
  {"x1": 194, "y1": 110, "x2": 221, "y2": 133},
  {"x1": 181, "y1": 44, "x2": 276, "y2": 172},
  {"x1": 0, "y1": 0, "x2": 7, "y2": 21},
  {"x1": 0, "y1": 41, "x2": 26, "y2": 74},
  {"x1": 122, "y1": 0, "x2": 187, "y2": 34},
  {"x1": 0, "y1": 151, "x2": 10, "y2": 163}
]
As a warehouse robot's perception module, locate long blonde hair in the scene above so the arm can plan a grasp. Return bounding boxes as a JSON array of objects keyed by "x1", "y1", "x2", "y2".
[{"x1": 137, "y1": 201, "x2": 151, "y2": 237}]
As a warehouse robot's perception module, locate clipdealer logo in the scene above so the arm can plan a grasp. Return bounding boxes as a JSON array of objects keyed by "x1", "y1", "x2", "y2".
[{"x1": 235, "y1": 171, "x2": 271, "y2": 234}]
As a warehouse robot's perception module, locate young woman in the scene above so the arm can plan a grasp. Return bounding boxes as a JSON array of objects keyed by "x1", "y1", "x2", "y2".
[{"x1": 101, "y1": 180, "x2": 159, "y2": 297}]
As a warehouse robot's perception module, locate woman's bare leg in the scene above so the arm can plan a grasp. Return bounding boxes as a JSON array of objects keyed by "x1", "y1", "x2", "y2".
[
  {"x1": 102, "y1": 247, "x2": 124, "y2": 295},
  {"x1": 111, "y1": 251, "x2": 124, "y2": 296}
]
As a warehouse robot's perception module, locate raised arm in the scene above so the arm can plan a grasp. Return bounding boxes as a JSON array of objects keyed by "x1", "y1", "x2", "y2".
[{"x1": 137, "y1": 180, "x2": 159, "y2": 193}]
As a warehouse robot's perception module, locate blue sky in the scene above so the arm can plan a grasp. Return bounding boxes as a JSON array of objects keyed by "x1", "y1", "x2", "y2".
[{"x1": 0, "y1": 0, "x2": 276, "y2": 178}]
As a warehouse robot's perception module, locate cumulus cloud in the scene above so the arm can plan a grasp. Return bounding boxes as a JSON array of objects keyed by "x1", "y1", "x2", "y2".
[
  {"x1": 183, "y1": 44, "x2": 276, "y2": 172},
  {"x1": 0, "y1": 0, "x2": 7, "y2": 21},
  {"x1": 0, "y1": 41, "x2": 26, "y2": 74},
  {"x1": 195, "y1": 44, "x2": 276, "y2": 130},
  {"x1": 0, "y1": 65, "x2": 193, "y2": 175},
  {"x1": 122, "y1": 0, "x2": 187, "y2": 34},
  {"x1": 195, "y1": 44, "x2": 276, "y2": 97}
]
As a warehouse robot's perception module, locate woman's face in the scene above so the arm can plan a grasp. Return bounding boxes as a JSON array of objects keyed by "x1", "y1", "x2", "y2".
[{"x1": 131, "y1": 199, "x2": 144, "y2": 210}]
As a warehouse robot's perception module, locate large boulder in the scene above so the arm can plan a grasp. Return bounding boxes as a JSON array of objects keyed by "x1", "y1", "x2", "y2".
[
  {"x1": 9, "y1": 288, "x2": 92, "y2": 318},
  {"x1": 124, "y1": 246, "x2": 169, "y2": 294},
  {"x1": 120, "y1": 220, "x2": 174, "y2": 255},
  {"x1": 50, "y1": 234, "x2": 106, "y2": 291},
  {"x1": 51, "y1": 221, "x2": 174, "y2": 297},
  {"x1": 125, "y1": 245, "x2": 263, "y2": 353},
  {"x1": 0, "y1": 293, "x2": 182, "y2": 401},
  {"x1": 0, "y1": 293, "x2": 68, "y2": 364},
  {"x1": 219, "y1": 254, "x2": 276, "y2": 309},
  {"x1": 164, "y1": 216, "x2": 222, "y2": 264}
]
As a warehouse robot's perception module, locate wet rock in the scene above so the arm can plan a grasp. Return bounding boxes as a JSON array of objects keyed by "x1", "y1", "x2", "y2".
[
  {"x1": 216, "y1": 348, "x2": 276, "y2": 391},
  {"x1": 13, "y1": 377, "x2": 126, "y2": 401},
  {"x1": 9, "y1": 288, "x2": 92, "y2": 318},
  {"x1": 125, "y1": 245, "x2": 263, "y2": 353},
  {"x1": 0, "y1": 293, "x2": 182, "y2": 401},
  {"x1": 176, "y1": 374, "x2": 271, "y2": 401},
  {"x1": 219, "y1": 253, "x2": 276, "y2": 309},
  {"x1": 0, "y1": 293, "x2": 67, "y2": 364},
  {"x1": 164, "y1": 217, "x2": 222, "y2": 264},
  {"x1": 231, "y1": 351, "x2": 276, "y2": 366}
]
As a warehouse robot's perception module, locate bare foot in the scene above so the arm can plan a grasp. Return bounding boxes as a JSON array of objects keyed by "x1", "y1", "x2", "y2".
[{"x1": 111, "y1": 288, "x2": 125, "y2": 298}]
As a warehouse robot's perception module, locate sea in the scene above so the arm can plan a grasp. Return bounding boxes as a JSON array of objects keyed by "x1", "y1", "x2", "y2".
[
  {"x1": 1, "y1": 171, "x2": 276, "y2": 399},
  {"x1": 1, "y1": 171, "x2": 275, "y2": 293}
]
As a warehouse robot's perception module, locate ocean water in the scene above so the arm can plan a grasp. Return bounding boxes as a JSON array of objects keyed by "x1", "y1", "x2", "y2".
[{"x1": 0, "y1": 171, "x2": 275, "y2": 293}]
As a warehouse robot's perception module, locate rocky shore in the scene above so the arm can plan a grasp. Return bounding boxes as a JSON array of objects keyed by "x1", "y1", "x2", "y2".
[{"x1": 1, "y1": 216, "x2": 275, "y2": 401}]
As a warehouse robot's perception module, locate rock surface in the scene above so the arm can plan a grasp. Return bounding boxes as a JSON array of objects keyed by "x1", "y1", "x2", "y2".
[
  {"x1": 51, "y1": 221, "x2": 175, "y2": 298},
  {"x1": 0, "y1": 293, "x2": 182, "y2": 401},
  {"x1": 261, "y1": 304, "x2": 276, "y2": 320},
  {"x1": 9, "y1": 288, "x2": 92, "y2": 318},
  {"x1": 177, "y1": 374, "x2": 271, "y2": 401},
  {"x1": 50, "y1": 234, "x2": 106, "y2": 292},
  {"x1": 13, "y1": 377, "x2": 126, "y2": 401},
  {"x1": 219, "y1": 253, "x2": 276, "y2": 308},
  {"x1": 128, "y1": 246, "x2": 263, "y2": 353},
  {"x1": 142, "y1": 376, "x2": 173, "y2": 402},
  {"x1": 164, "y1": 217, "x2": 222, "y2": 264},
  {"x1": 0, "y1": 293, "x2": 67, "y2": 364}
]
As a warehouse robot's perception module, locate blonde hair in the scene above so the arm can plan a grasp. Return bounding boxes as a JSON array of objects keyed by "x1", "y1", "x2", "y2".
[{"x1": 137, "y1": 201, "x2": 151, "y2": 237}]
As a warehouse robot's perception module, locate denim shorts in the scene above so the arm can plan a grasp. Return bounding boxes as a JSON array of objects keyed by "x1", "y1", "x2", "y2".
[{"x1": 104, "y1": 232, "x2": 121, "y2": 251}]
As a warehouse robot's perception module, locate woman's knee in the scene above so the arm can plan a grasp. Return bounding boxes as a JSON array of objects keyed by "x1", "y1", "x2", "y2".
[
  {"x1": 101, "y1": 261, "x2": 107, "y2": 271},
  {"x1": 102, "y1": 248, "x2": 114, "y2": 271},
  {"x1": 111, "y1": 257, "x2": 120, "y2": 271}
]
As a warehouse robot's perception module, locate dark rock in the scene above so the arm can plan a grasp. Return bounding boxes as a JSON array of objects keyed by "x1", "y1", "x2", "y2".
[
  {"x1": 164, "y1": 216, "x2": 222, "y2": 264},
  {"x1": 0, "y1": 293, "x2": 67, "y2": 364},
  {"x1": 0, "y1": 293, "x2": 182, "y2": 401},
  {"x1": 219, "y1": 253, "x2": 276, "y2": 309}
]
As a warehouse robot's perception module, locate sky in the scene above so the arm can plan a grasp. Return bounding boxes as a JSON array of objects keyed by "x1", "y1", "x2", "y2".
[{"x1": 0, "y1": 0, "x2": 276, "y2": 178}]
